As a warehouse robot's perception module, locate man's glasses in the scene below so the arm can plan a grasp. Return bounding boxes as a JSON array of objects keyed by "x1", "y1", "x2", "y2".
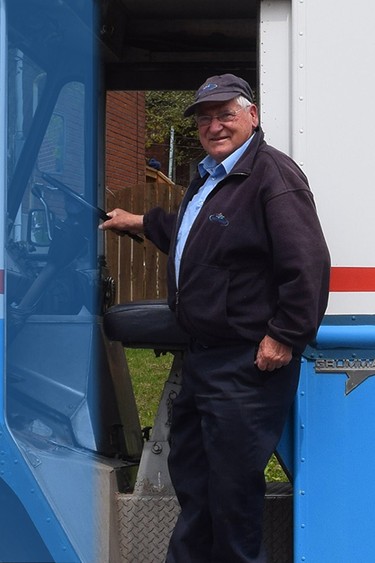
[{"x1": 194, "y1": 107, "x2": 244, "y2": 127}]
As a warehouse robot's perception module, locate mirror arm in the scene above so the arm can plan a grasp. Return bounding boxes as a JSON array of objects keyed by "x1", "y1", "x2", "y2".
[
  {"x1": 31, "y1": 183, "x2": 53, "y2": 241},
  {"x1": 38, "y1": 196, "x2": 53, "y2": 241}
]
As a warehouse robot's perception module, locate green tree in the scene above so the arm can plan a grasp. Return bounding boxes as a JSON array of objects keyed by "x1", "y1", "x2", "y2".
[{"x1": 145, "y1": 91, "x2": 202, "y2": 168}]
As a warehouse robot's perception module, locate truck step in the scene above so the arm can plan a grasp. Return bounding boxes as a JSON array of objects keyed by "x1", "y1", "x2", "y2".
[{"x1": 116, "y1": 482, "x2": 293, "y2": 563}]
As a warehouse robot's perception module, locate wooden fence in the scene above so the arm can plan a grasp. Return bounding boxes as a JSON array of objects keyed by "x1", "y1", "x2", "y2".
[{"x1": 105, "y1": 180, "x2": 185, "y2": 304}]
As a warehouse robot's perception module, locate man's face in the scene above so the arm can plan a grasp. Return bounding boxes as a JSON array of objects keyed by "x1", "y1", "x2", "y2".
[{"x1": 196, "y1": 99, "x2": 259, "y2": 163}]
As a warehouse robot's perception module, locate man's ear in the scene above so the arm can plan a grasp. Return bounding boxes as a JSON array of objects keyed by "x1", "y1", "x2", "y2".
[{"x1": 249, "y1": 104, "x2": 259, "y2": 128}]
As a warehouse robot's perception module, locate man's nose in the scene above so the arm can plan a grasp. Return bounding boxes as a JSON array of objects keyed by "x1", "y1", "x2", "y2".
[{"x1": 208, "y1": 117, "x2": 224, "y2": 131}]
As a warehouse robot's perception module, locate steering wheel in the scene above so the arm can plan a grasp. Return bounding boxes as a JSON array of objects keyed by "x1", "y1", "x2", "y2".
[{"x1": 41, "y1": 172, "x2": 143, "y2": 243}]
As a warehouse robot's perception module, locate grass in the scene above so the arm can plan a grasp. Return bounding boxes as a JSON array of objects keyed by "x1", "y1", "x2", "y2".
[
  {"x1": 126, "y1": 348, "x2": 288, "y2": 482},
  {"x1": 126, "y1": 348, "x2": 169, "y2": 428}
]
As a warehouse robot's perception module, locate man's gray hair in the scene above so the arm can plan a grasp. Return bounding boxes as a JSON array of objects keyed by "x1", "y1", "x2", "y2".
[{"x1": 236, "y1": 95, "x2": 252, "y2": 108}]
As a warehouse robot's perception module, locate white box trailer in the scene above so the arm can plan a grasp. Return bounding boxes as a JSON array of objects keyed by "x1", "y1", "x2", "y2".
[
  {"x1": 261, "y1": 0, "x2": 375, "y2": 313},
  {"x1": 1, "y1": 1, "x2": 375, "y2": 562},
  {"x1": 261, "y1": 3, "x2": 375, "y2": 561},
  {"x1": 262, "y1": 3, "x2": 375, "y2": 560}
]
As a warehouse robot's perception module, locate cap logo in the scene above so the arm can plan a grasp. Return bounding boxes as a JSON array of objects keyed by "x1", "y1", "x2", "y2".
[{"x1": 201, "y1": 83, "x2": 218, "y2": 92}]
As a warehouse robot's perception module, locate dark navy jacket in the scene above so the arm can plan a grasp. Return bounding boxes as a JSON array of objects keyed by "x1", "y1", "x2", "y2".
[{"x1": 144, "y1": 128, "x2": 330, "y2": 353}]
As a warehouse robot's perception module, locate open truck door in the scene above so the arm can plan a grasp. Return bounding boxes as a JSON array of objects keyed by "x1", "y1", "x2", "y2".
[{"x1": 1, "y1": 1, "x2": 143, "y2": 561}]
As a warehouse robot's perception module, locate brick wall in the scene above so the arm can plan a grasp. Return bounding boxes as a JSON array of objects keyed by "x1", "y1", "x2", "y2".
[{"x1": 105, "y1": 91, "x2": 146, "y2": 191}]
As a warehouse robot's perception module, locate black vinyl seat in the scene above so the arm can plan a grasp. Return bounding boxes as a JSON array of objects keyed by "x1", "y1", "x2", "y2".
[{"x1": 103, "y1": 299, "x2": 189, "y2": 351}]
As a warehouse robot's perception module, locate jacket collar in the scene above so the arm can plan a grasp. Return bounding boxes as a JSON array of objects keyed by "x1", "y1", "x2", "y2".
[{"x1": 230, "y1": 126, "x2": 264, "y2": 174}]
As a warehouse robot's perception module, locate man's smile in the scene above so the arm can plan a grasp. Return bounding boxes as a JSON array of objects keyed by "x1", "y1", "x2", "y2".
[{"x1": 209, "y1": 136, "x2": 230, "y2": 143}]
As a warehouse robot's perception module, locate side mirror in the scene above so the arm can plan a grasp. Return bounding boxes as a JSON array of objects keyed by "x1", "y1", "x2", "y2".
[{"x1": 27, "y1": 209, "x2": 55, "y2": 246}]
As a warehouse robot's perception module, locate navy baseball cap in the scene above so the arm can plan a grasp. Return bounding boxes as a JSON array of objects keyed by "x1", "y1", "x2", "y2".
[{"x1": 184, "y1": 74, "x2": 254, "y2": 117}]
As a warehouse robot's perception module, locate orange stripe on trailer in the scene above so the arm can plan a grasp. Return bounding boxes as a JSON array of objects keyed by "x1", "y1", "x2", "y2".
[{"x1": 330, "y1": 267, "x2": 375, "y2": 292}]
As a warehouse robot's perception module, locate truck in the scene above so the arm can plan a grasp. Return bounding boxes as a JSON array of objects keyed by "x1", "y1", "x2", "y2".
[{"x1": 1, "y1": 0, "x2": 375, "y2": 561}]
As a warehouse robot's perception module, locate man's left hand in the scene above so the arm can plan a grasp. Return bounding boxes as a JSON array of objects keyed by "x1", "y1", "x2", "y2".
[{"x1": 255, "y1": 335, "x2": 292, "y2": 371}]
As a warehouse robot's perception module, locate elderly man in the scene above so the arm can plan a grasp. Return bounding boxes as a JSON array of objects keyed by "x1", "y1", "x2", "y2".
[{"x1": 101, "y1": 74, "x2": 330, "y2": 563}]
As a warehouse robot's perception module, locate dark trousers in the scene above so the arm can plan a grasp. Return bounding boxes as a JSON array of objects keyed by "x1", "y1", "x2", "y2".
[{"x1": 165, "y1": 340, "x2": 300, "y2": 563}]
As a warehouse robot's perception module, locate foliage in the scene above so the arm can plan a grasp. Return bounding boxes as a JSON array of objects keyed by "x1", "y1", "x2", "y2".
[
  {"x1": 145, "y1": 91, "x2": 203, "y2": 166},
  {"x1": 126, "y1": 348, "x2": 288, "y2": 482}
]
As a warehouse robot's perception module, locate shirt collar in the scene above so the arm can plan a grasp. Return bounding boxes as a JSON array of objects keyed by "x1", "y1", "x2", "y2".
[{"x1": 198, "y1": 134, "x2": 254, "y2": 178}]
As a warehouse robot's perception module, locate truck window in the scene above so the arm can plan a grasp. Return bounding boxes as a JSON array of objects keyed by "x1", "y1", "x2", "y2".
[
  {"x1": 8, "y1": 48, "x2": 86, "y2": 256},
  {"x1": 6, "y1": 3, "x2": 96, "y2": 313}
]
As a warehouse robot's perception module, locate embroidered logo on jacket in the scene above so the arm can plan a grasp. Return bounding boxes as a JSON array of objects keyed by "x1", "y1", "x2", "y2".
[{"x1": 209, "y1": 213, "x2": 229, "y2": 227}]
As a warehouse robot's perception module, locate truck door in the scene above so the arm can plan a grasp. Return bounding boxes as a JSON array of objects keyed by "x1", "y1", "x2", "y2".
[{"x1": 0, "y1": 2, "x2": 138, "y2": 561}]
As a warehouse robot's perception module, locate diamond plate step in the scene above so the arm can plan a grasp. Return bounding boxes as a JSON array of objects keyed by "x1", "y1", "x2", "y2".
[{"x1": 117, "y1": 483, "x2": 293, "y2": 563}]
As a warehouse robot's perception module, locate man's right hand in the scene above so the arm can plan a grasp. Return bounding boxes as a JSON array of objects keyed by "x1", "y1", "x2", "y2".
[{"x1": 99, "y1": 208, "x2": 144, "y2": 235}]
